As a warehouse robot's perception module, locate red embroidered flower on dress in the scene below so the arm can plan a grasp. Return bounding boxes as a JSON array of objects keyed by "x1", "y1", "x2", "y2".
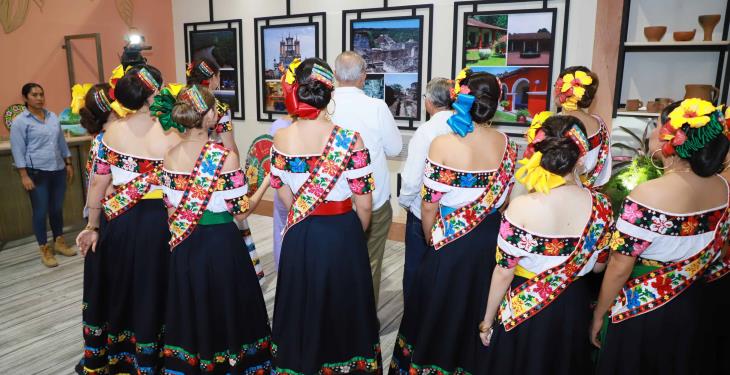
[
  {"x1": 321, "y1": 160, "x2": 338, "y2": 175},
  {"x1": 438, "y1": 169, "x2": 456, "y2": 185},
  {"x1": 563, "y1": 261, "x2": 581, "y2": 276},
  {"x1": 179, "y1": 209, "x2": 197, "y2": 222},
  {"x1": 230, "y1": 170, "x2": 245, "y2": 188},
  {"x1": 630, "y1": 240, "x2": 650, "y2": 257},
  {"x1": 96, "y1": 162, "x2": 111, "y2": 175},
  {"x1": 174, "y1": 175, "x2": 189, "y2": 190},
  {"x1": 680, "y1": 216, "x2": 699, "y2": 235},
  {"x1": 306, "y1": 157, "x2": 317, "y2": 171},
  {"x1": 349, "y1": 178, "x2": 366, "y2": 193},
  {"x1": 544, "y1": 238, "x2": 565, "y2": 255},
  {"x1": 190, "y1": 184, "x2": 208, "y2": 200},
  {"x1": 708, "y1": 210, "x2": 723, "y2": 230},
  {"x1": 107, "y1": 152, "x2": 119, "y2": 166},
  {"x1": 270, "y1": 175, "x2": 283, "y2": 189},
  {"x1": 534, "y1": 280, "x2": 552, "y2": 299},
  {"x1": 126, "y1": 186, "x2": 142, "y2": 200},
  {"x1": 651, "y1": 274, "x2": 673, "y2": 296},
  {"x1": 463, "y1": 207, "x2": 478, "y2": 223},
  {"x1": 138, "y1": 159, "x2": 154, "y2": 173},
  {"x1": 274, "y1": 155, "x2": 286, "y2": 169},
  {"x1": 351, "y1": 151, "x2": 369, "y2": 168},
  {"x1": 621, "y1": 202, "x2": 643, "y2": 223},
  {"x1": 308, "y1": 183, "x2": 325, "y2": 196}
]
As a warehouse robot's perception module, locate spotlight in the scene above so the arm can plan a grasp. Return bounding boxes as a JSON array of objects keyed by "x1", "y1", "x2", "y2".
[{"x1": 121, "y1": 28, "x2": 152, "y2": 69}]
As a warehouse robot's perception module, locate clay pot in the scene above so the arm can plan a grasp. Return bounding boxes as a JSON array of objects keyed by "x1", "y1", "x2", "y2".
[
  {"x1": 646, "y1": 98, "x2": 673, "y2": 113},
  {"x1": 644, "y1": 26, "x2": 667, "y2": 42},
  {"x1": 684, "y1": 84, "x2": 719, "y2": 102},
  {"x1": 699, "y1": 14, "x2": 721, "y2": 41},
  {"x1": 673, "y1": 29, "x2": 697, "y2": 41},
  {"x1": 625, "y1": 99, "x2": 643, "y2": 112}
]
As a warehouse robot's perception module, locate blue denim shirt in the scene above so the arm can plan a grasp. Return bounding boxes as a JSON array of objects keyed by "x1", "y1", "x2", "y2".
[{"x1": 9, "y1": 109, "x2": 71, "y2": 171}]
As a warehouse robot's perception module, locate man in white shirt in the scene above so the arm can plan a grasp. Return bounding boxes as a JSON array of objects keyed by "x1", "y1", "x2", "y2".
[
  {"x1": 332, "y1": 51, "x2": 402, "y2": 303},
  {"x1": 397, "y1": 78, "x2": 454, "y2": 299}
]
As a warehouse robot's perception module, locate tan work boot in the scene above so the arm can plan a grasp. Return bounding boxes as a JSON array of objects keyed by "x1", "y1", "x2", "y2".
[
  {"x1": 40, "y1": 244, "x2": 58, "y2": 267},
  {"x1": 54, "y1": 236, "x2": 77, "y2": 256}
]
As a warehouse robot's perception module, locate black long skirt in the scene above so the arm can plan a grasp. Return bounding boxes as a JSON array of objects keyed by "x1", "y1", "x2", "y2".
[
  {"x1": 81, "y1": 199, "x2": 171, "y2": 374},
  {"x1": 479, "y1": 277, "x2": 593, "y2": 374},
  {"x1": 700, "y1": 275, "x2": 730, "y2": 375},
  {"x1": 389, "y1": 211, "x2": 501, "y2": 375},
  {"x1": 272, "y1": 211, "x2": 382, "y2": 374},
  {"x1": 163, "y1": 221, "x2": 272, "y2": 374},
  {"x1": 596, "y1": 283, "x2": 703, "y2": 375}
]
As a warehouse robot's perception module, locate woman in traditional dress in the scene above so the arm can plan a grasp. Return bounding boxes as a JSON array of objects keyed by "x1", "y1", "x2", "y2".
[
  {"x1": 75, "y1": 65, "x2": 182, "y2": 374},
  {"x1": 73, "y1": 82, "x2": 116, "y2": 374},
  {"x1": 185, "y1": 57, "x2": 265, "y2": 281},
  {"x1": 553, "y1": 66, "x2": 611, "y2": 188},
  {"x1": 270, "y1": 58, "x2": 381, "y2": 373},
  {"x1": 159, "y1": 85, "x2": 272, "y2": 374},
  {"x1": 592, "y1": 99, "x2": 730, "y2": 374},
  {"x1": 389, "y1": 69, "x2": 517, "y2": 375},
  {"x1": 477, "y1": 114, "x2": 612, "y2": 374}
]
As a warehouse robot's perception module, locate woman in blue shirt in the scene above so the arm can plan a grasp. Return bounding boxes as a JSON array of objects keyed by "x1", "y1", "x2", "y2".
[{"x1": 10, "y1": 83, "x2": 76, "y2": 267}]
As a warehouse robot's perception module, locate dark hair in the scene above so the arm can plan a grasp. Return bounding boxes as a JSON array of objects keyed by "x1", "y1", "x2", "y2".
[
  {"x1": 170, "y1": 85, "x2": 217, "y2": 129},
  {"x1": 186, "y1": 57, "x2": 220, "y2": 85},
  {"x1": 660, "y1": 101, "x2": 729, "y2": 177},
  {"x1": 114, "y1": 64, "x2": 163, "y2": 110},
  {"x1": 534, "y1": 115, "x2": 587, "y2": 175},
  {"x1": 21, "y1": 83, "x2": 44, "y2": 107},
  {"x1": 558, "y1": 66, "x2": 598, "y2": 109},
  {"x1": 462, "y1": 71, "x2": 500, "y2": 123},
  {"x1": 295, "y1": 58, "x2": 333, "y2": 109},
  {"x1": 79, "y1": 83, "x2": 112, "y2": 134}
]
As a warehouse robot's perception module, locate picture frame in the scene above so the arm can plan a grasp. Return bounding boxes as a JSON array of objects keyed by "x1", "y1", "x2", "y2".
[
  {"x1": 254, "y1": 12, "x2": 327, "y2": 122},
  {"x1": 343, "y1": 5, "x2": 433, "y2": 130},
  {"x1": 184, "y1": 19, "x2": 245, "y2": 120}
]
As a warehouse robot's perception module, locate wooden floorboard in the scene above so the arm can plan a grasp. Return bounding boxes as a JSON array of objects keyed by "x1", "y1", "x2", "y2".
[{"x1": 0, "y1": 214, "x2": 405, "y2": 373}]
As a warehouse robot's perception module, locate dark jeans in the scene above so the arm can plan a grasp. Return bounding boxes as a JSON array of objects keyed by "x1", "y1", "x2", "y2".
[
  {"x1": 27, "y1": 168, "x2": 66, "y2": 245},
  {"x1": 403, "y1": 211, "x2": 430, "y2": 300}
]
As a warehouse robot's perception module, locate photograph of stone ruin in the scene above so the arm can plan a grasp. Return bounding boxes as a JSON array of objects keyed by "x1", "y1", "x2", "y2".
[{"x1": 352, "y1": 18, "x2": 421, "y2": 74}]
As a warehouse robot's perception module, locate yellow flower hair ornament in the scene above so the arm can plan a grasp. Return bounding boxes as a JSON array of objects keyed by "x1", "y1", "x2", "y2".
[
  {"x1": 70, "y1": 83, "x2": 93, "y2": 114},
  {"x1": 108, "y1": 64, "x2": 131, "y2": 100},
  {"x1": 660, "y1": 98, "x2": 724, "y2": 158},
  {"x1": 450, "y1": 67, "x2": 471, "y2": 99},
  {"x1": 284, "y1": 58, "x2": 302, "y2": 85},
  {"x1": 554, "y1": 70, "x2": 593, "y2": 111},
  {"x1": 526, "y1": 110, "x2": 554, "y2": 143},
  {"x1": 515, "y1": 151, "x2": 566, "y2": 194}
]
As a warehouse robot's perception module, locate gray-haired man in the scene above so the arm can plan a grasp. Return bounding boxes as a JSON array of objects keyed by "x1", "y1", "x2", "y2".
[
  {"x1": 331, "y1": 51, "x2": 402, "y2": 304},
  {"x1": 398, "y1": 77, "x2": 454, "y2": 299}
]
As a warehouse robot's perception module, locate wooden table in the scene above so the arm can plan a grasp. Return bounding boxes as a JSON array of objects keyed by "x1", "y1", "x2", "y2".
[{"x1": 0, "y1": 136, "x2": 91, "y2": 242}]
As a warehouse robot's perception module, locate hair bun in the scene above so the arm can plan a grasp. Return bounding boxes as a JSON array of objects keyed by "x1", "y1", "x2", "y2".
[
  {"x1": 533, "y1": 115, "x2": 587, "y2": 176},
  {"x1": 464, "y1": 72, "x2": 500, "y2": 123}
]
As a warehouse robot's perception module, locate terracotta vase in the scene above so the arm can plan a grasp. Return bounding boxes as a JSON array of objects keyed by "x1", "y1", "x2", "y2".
[
  {"x1": 644, "y1": 26, "x2": 667, "y2": 42},
  {"x1": 699, "y1": 14, "x2": 721, "y2": 41},
  {"x1": 684, "y1": 84, "x2": 719, "y2": 102}
]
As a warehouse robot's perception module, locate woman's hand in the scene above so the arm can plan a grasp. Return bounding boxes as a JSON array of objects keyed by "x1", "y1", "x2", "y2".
[
  {"x1": 589, "y1": 313, "x2": 604, "y2": 348},
  {"x1": 76, "y1": 229, "x2": 99, "y2": 256},
  {"x1": 479, "y1": 322, "x2": 494, "y2": 347},
  {"x1": 66, "y1": 164, "x2": 74, "y2": 183},
  {"x1": 21, "y1": 175, "x2": 35, "y2": 191}
]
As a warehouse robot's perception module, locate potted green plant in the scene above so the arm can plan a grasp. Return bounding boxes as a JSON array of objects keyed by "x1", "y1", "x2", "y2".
[{"x1": 602, "y1": 123, "x2": 663, "y2": 215}]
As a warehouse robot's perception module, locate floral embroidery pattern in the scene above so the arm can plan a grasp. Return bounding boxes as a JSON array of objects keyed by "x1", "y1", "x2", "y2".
[
  {"x1": 424, "y1": 160, "x2": 494, "y2": 188},
  {"x1": 619, "y1": 198, "x2": 722, "y2": 236},
  {"x1": 102, "y1": 169, "x2": 160, "y2": 220},
  {"x1": 499, "y1": 221, "x2": 577, "y2": 257},
  {"x1": 272, "y1": 343, "x2": 381, "y2": 375},
  {"x1": 160, "y1": 169, "x2": 245, "y2": 192},
  {"x1": 283, "y1": 127, "x2": 360, "y2": 234},
  {"x1": 610, "y1": 205, "x2": 730, "y2": 322},
  {"x1": 348, "y1": 173, "x2": 374, "y2": 195},
  {"x1": 430, "y1": 139, "x2": 518, "y2": 250},
  {"x1": 496, "y1": 247, "x2": 519, "y2": 269},
  {"x1": 163, "y1": 336, "x2": 271, "y2": 373},
  {"x1": 390, "y1": 335, "x2": 466, "y2": 375},
  {"x1": 168, "y1": 142, "x2": 229, "y2": 249},
  {"x1": 581, "y1": 117, "x2": 609, "y2": 188},
  {"x1": 270, "y1": 148, "x2": 370, "y2": 174},
  {"x1": 420, "y1": 185, "x2": 444, "y2": 203},
  {"x1": 706, "y1": 253, "x2": 730, "y2": 282},
  {"x1": 498, "y1": 192, "x2": 613, "y2": 331},
  {"x1": 97, "y1": 141, "x2": 162, "y2": 174},
  {"x1": 226, "y1": 195, "x2": 250, "y2": 216}
]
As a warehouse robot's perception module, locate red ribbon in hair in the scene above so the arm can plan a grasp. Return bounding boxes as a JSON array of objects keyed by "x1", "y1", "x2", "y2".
[{"x1": 282, "y1": 80, "x2": 322, "y2": 120}]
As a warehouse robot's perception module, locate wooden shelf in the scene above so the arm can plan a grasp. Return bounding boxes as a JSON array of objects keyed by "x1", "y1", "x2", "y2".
[
  {"x1": 624, "y1": 40, "x2": 730, "y2": 52},
  {"x1": 616, "y1": 110, "x2": 661, "y2": 118}
]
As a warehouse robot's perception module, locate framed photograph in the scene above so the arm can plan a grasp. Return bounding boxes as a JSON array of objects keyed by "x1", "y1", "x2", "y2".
[
  {"x1": 254, "y1": 13, "x2": 326, "y2": 122},
  {"x1": 343, "y1": 5, "x2": 433, "y2": 130},
  {"x1": 452, "y1": 1, "x2": 570, "y2": 128},
  {"x1": 184, "y1": 20, "x2": 244, "y2": 120}
]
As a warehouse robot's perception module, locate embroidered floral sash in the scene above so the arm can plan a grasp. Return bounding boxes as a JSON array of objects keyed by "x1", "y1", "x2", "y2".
[
  {"x1": 102, "y1": 168, "x2": 161, "y2": 220},
  {"x1": 498, "y1": 192, "x2": 612, "y2": 330},
  {"x1": 167, "y1": 142, "x2": 229, "y2": 249},
  {"x1": 610, "y1": 198, "x2": 730, "y2": 322},
  {"x1": 582, "y1": 116, "x2": 610, "y2": 188},
  {"x1": 705, "y1": 255, "x2": 730, "y2": 282},
  {"x1": 431, "y1": 140, "x2": 517, "y2": 250},
  {"x1": 283, "y1": 126, "x2": 359, "y2": 234}
]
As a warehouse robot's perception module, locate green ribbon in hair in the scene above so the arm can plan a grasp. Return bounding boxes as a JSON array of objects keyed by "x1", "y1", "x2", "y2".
[{"x1": 151, "y1": 87, "x2": 186, "y2": 133}]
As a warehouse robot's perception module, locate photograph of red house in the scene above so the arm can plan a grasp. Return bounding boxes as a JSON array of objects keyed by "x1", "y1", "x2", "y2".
[
  {"x1": 471, "y1": 66, "x2": 549, "y2": 123},
  {"x1": 464, "y1": 14, "x2": 507, "y2": 66},
  {"x1": 506, "y1": 12, "x2": 553, "y2": 66}
]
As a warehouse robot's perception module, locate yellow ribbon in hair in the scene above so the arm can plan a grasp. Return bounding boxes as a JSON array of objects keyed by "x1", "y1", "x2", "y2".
[
  {"x1": 109, "y1": 64, "x2": 131, "y2": 87},
  {"x1": 452, "y1": 67, "x2": 470, "y2": 97},
  {"x1": 70, "y1": 83, "x2": 93, "y2": 114},
  {"x1": 515, "y1": 151, "x2": 566, "y2": 194},
  {"x1": 284, "y1": 58, "x2": 302, "y2": 85},
  {"x1": 110, "y1": 100, "x2": 136, "y2": 118},
  {"x1": 167, "y1": 83, "x2": 184, "y2": 97}
]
